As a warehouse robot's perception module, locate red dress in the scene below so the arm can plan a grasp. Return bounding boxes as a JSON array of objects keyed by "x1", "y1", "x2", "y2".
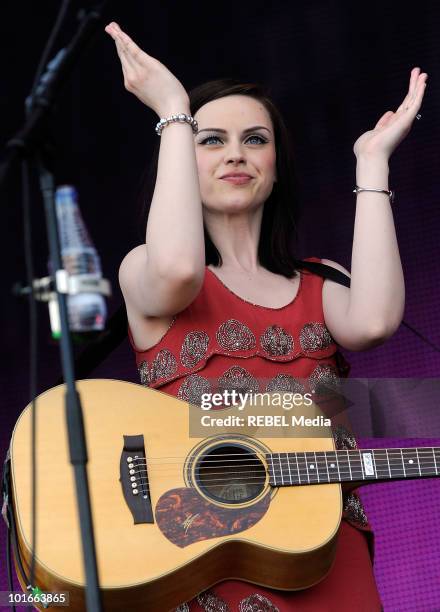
[{"x1": 128, "y1": 258, "x2": 382, "y2": 611}]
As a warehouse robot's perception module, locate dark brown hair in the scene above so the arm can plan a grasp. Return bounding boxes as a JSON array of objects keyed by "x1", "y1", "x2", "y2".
[{"x1": 139, "y1": 78, "x2": 301, "y2": 278}]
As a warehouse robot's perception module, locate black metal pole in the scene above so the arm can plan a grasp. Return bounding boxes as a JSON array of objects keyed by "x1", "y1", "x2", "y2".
[{"x1": 39, "y1": 166, "x2": 102, "y2": 611}]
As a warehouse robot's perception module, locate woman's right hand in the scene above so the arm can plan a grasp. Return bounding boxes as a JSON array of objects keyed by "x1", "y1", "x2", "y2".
[{"x1": 105, "y1": 22, "x2": 190, "y2": 117}]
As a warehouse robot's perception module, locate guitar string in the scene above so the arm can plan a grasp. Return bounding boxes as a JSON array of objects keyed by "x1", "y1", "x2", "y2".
[
  {"x1": 125, "y1": 473, "x2": 440, "y2": 488},
  {"x1": 129, "y1": 465, "x2": 440, "y2": 480},
  {"x1": 128, "y1": 472, "x2": 439, "y2": 490},
  {"x1": 131, "y1": 462, "x2": 439, "y2": 473},
  {"x1": 128, "y1": 460, "x2": 439, "y2": 484},
  {"x1": 130, "y1": 455, "x2": 440, "y2": 468},
  {"x1": 129, "y1": 448, "x2": 440, "y2": 460}
]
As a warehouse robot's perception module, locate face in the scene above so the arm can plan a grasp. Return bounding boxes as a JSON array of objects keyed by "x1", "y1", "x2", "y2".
[{"x1": 194, "y1": 95, "x2": 277, "y2": 213}]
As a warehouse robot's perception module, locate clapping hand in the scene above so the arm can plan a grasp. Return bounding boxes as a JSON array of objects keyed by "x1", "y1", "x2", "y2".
[
  {"x1": 353, "y1": 67, "x2": 428, "y2": 160},
  {"x1": 105, "y1": 22, "x2": 190, "y2": 117}
]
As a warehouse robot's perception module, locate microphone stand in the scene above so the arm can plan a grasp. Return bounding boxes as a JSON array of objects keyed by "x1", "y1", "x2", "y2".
[
  {"x1": 38, "y1": 165, "x2": 102, "y2": 612},
  {"x1": 2, "y1": 6, "x2": 114, "y2": 611}
]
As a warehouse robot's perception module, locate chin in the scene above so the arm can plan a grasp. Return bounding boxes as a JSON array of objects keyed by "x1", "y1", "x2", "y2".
[{"x1": 203, "y1": 194, "x2": 265, "y2": 214}]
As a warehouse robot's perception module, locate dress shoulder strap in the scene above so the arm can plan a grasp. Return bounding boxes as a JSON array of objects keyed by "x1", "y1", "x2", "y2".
[{"x1": 294, "y1": 259, "x2": 351, "y2": 288}]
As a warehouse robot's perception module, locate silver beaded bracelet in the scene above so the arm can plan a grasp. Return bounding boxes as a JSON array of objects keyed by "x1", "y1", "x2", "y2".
[
  {"x1": 353, "y1": 185, "x2": 395, "y2": 204},
  {"x1": 155, "y1": 113, "x2": 198, "y2": 136}
]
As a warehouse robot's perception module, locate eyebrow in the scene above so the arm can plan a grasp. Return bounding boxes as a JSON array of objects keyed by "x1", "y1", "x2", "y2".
[{"x1": 196, "y1": 125, "x2": 272, "y2": 136}]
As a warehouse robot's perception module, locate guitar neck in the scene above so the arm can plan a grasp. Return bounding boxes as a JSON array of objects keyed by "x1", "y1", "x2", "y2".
[{"x1": 266, "y1": 447, "x2": 440, "y2": 486}]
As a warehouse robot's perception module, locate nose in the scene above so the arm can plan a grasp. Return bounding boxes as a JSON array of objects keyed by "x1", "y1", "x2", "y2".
[{"x1": 224, "y1": 139, "x2": 246, "y2": 164}]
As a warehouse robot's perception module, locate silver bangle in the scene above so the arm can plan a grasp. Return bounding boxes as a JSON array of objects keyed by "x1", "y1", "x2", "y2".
[
  {"x1": 353, "y1": 185, "x2": 395, "y2": 204},
  {"x1": 155, "y1": 113, "x2": 198, "y2": 136}
]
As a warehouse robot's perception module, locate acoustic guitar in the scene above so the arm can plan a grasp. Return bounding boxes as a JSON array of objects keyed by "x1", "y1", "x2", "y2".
[{"x1": 9, "y1": 379, "x2": 440, "y2": 611}]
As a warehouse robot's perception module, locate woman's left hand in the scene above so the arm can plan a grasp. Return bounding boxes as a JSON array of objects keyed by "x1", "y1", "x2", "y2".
[{"x1": 353, "y1": 67, "x2": 428, "y2": 160}]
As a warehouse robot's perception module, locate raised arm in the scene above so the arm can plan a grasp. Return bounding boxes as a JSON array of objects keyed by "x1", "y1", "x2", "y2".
[
  {"x1": 105, "y1": 22, "x2": 205, "y2": 317},
  {"x1": 322, "y1": 67, "x2": 428, "y2": 351}
]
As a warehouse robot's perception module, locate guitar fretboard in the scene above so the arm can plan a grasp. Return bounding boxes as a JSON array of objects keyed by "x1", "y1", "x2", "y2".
[{"x1": 266, "y1": 448, "x2": 440, "y2": 486}]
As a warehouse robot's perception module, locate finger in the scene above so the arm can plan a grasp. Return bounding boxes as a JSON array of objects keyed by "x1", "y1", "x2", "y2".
[
  {"x1": 396, "y1": 67, "x2": 422, "y2": 113},
  {"x1": 394, "y1": 77, "x2": 427, "y2": 130},
  {"x1": 408, "y1": 66, "x2": 420, "y2": 98},
  {"x1": 374, "y1": 110, "x2": 394, "y2": 129},
  {"x1": 107, "y1": 26, "x2": 139, "y2": 71},
  {"x1": 108, "y1": 23, "x2": 144, "y2": 62},
  {"x1": 407, "y1": 75, "x2": 427, "y2": 113}
]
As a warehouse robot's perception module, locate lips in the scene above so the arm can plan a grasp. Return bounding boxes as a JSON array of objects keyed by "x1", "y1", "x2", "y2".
[
  {"x1": 220, "y1": 173, "x2": 253, "y2": 185},
  {"x1": 222, "y1": 177, "x2": 252, "y2": 185},
  {"x1": 220, "y1": 173, "x2": 253, "y2": 179}
]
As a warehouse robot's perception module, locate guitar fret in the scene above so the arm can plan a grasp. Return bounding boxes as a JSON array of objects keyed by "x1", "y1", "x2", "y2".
[
  {"x1": 335, "y1": 450, "x2": 351, "y2": 482},
  {"x1": 370, "y1": 450, "x2": 378, "y2": 479},
  {"x1": 295, "y1": 452, "x2": 301, "y2": 484},
  {"x1": 277, "y1": 453, "x2": 284, "y2": 485},
  {"x1": 335, "y1": 450, "x2": 341, "y2": 482},
  {"x1": 359, "y1": 450, "x2": 365, "y2": 480},
  {"x1": 324, "y1": 451, "x2": 330, "y2": 482},
  {"x1": 373, "y1": 450, "x2": 392, "y2": 479},
  {"x1": 400, "y1": 449, "x2": 407, "y2": 478},
  {"x1": 415, "y1": 448, "x2": 422, "y2": 476},
  {"x1": 286, "y1": 452, "x2": 293, "y2": 484},
  {"x1": 326, "y1": 451, "x2": 339, "y2": 483},
  {"x1": 417, "y1": 447, "x2": 437, "y2": 476},
  {"x1": 401, "y1": 448, "x2": 422, "y2": 478},
  {"x1": 281, "y1": 453, "x2": 292, "y2": 485},
  {"x1": 349, "y1": 450, "x2": 364, "y2": 480},
  {"x1": 315, "y1": 452, "x2": 326, "y2": 483},
  {"x1": 435, "y1": 449, "x2": 440, "y2": 475},
  {"x1": 377, "y1": 450, "x2": 391, "y2": 479},
  {"x1": 303, "y1": 452, "x2": 317, "y2": 484},
  {"x1": 297, "y1": 452, "x2": 308, "y2": 484},
  {"x1": 314, "y1": 452, "x2": 320, "y2": 483},
  {"x1": 433, "y1": 448, "x2": 439, "y2": 475}
]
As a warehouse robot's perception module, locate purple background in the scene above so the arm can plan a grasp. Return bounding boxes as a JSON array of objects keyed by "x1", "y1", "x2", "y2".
[{"x1": 1, "y1": 1, "x2": 440, "y2": 610}]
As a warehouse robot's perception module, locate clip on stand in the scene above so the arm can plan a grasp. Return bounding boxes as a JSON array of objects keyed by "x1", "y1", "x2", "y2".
[{"x1": 1, "y1": 6, "x2": 113, "y2": 611}]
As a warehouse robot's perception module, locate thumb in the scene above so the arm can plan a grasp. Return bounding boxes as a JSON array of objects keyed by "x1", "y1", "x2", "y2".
[{"x1": 374, "y1": 111, "x2": 394, "y2": 129}]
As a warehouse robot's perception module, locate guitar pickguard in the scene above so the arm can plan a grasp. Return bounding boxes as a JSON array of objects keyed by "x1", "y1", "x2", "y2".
[{"x1": 155, "y1": 487, "x2": 271, "y2": 548}]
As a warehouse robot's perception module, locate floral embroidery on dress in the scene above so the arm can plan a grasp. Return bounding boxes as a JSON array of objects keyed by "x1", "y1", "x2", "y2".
[
  {"x1": 197, "y1": 589, "x2": 230, "y2": 611},
  {"x1": 265, "y1": 374, "x2": 305, "y2": 394},
  {"x1": 151, "y1": 348, "x2": 177, "y2": 382},
  {"x1": 177, "y1": 374, "x2": 212, "y2": 406},
  {"x1": 333, "y1": 424, "x2": 358, "y2": 451},
  {"x1": 180, "y1": 331, "x2": 210, "y2": 368},
  {"x1": 299, "y1": 322, "x2": 333, "y2": 352},
  {"x1": 309, "y1": 363, "x2": 340, "y2": 395},
  {"x1": 239, "y1": 593, "x2": 280, "y2": 612},
  {"x1": 138, "y1": 360, "x2": 151, "y2": 386},
  {"x1": 216, "y1": 319, "x2": 256, "y2": 351},
  {"x1": 344, "y1": 492, "x2": 368, "y2": 527},
  {"x1": 260, "y1": 325, "x2": 294, "y2": 356},
  {"x1": 218, "y1": 365, "x2": 260, "y2": 395}
]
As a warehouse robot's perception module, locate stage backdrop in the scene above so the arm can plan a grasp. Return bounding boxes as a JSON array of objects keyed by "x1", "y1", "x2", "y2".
[{"x1": 1, "y1": 2, "x2": 439, "y2": 610}]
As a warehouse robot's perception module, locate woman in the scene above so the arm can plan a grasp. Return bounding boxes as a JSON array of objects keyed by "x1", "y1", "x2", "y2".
[{"x1": 105, "y1": 21, "x2": 426, "y2": 612}]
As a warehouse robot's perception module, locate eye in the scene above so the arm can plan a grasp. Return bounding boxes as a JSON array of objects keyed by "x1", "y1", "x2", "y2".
[
  {"x1": 246, "y1": 134, "x2": 267, "y2": 145},
  {"x1": 198, "y1": 134, "x2": 268, "y2": 145},
  {"x1": 199, "y1": 135, "x2": 222, "y2": 145}
]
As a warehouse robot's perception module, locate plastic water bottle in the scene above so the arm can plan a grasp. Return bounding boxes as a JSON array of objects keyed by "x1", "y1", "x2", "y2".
[{"x1": 53, "y1": 185, "x2": 107, "y2": 334}]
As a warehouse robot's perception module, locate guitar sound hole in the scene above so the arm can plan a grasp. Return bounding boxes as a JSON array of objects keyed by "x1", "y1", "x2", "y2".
[{"x1": 196, "y1": 444, "x2": 266, "y2": 504}]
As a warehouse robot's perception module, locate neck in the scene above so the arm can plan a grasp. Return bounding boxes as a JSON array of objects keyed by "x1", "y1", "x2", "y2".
[
  {"x1": 266, "y1": 446, "x2": 440, "y2": 487},
  {"x1": 204, "y1": 206, "x2": 263, "y2": 272}
]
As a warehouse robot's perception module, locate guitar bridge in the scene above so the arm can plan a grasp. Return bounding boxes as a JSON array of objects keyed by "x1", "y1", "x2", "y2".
[{"x1": 119, "y1": 435, "x2": 153, "y2": 524}]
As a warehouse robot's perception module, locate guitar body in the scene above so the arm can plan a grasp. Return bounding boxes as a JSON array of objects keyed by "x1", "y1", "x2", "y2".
[{"x1": 10, "y1": 379, "x2": 342, "y2": 611}]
